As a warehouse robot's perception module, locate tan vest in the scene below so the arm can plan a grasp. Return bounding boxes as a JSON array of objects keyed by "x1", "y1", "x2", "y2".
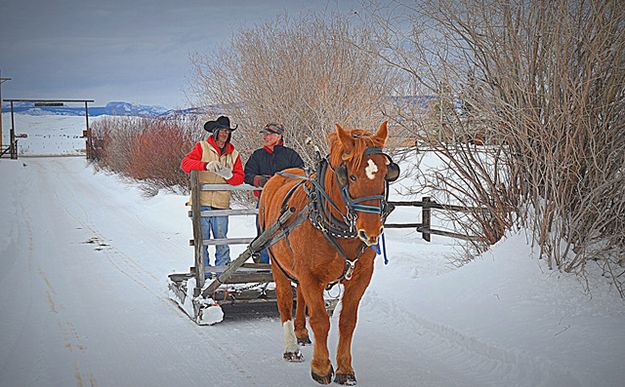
[{"x1": 190, "y1": 141, "x2": 240, "y2": 209}]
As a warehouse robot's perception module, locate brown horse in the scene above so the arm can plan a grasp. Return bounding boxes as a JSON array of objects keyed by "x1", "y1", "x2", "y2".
[{"x1": 259, "y1": 121, "x2": 398, "y2": 385}]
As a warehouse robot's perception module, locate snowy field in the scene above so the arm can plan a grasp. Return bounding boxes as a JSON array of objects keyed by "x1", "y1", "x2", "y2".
[
  {"x1": 1, "y1": 113, "x2": 89, "y2": 156},
  {"x1": 1, "y1": 114, "x2": 624, "y2": 387}
]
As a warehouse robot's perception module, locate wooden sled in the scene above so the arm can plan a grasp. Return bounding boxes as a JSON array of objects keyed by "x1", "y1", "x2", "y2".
[{"x1": 168, "y1": 172, "x2": 339, "y2": 325}]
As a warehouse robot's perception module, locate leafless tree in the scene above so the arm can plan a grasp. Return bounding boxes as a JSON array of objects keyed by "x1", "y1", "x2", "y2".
[
  {"x1": 189, "y1": 13, "x2": 400, "y2": 166},
  {"x1": 366, "y1": 0, "x2": 625, "y2": 292}
]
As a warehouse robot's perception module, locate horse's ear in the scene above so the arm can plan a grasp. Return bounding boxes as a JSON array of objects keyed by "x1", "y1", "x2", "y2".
[
  {"x1": 335, "y1": 123, "x2": 354, "y2": 151},
  {"x1": 373, "y1": 121, "x2": 389, "y2": 145}
]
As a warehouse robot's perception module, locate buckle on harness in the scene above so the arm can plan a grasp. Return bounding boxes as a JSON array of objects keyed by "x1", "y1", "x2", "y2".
[{"x1": 344, "y1": 259, "x2": 358, "y2": 281}]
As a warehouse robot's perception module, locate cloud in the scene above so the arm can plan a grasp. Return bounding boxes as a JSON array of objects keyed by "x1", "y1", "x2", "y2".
[{"x1": 0, "y1": 0, "x2": 363, "y2": 107}]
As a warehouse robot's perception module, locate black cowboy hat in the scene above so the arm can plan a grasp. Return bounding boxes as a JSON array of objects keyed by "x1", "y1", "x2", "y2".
[{"x1": 203, "y1": 116, "x2": 238, "y2": 132}]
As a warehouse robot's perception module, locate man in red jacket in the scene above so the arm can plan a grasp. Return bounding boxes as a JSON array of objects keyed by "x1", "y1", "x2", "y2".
[{"x1": 181, "y1": 116, "x2": 244, "y2": 274}]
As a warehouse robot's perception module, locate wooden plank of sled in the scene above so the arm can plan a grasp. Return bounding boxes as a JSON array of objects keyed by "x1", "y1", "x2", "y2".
[
  {"x1": 189, "y1": 238, "x2": 255, "y2": 246},
  {"x1": 190, "y1": 171, "x2": 205, "y2": 293},
  {"x1": 199, "y1": 183, "x2": 259, "y2": 191},
  {"x1": 213, "y1": 289, "x2": 278, "y2": 303},
  {"x1": 187, "y1": 208, "x2": 259, "y2": 218},
  {"x1": 168, "y1": 272, "x2": 194, "y2": 282},
  {"x1": 221, "y1": 271, "x2": 274, "y2": 284},
  {"x1": 241, "y1": 263, "x2": 272, "y2": 270},
  {"x1": 189, "y1": 263, "x2": 272, "y2": 273},
  {"x1": 204, "y1": 264, "x2": 272, "y2": 273}
]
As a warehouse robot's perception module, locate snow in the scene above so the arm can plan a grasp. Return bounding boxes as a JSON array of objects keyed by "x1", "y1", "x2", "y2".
[
  {"x1": 2, "y1": 114, "x2": 89, "y2": 156},
  {"x1": 1, "y1": 114, "x2": 624, "y2": 387}
]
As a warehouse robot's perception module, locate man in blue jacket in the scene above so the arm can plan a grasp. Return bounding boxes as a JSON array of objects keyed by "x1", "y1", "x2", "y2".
[{"x1": 244, "y1": 123, "x2": 305, "y2": 263}]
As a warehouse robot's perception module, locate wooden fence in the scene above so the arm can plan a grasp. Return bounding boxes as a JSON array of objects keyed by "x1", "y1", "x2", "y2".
[
  {"x1": 385, "y1": 197, "x2": 486, "y2": 242},
  {"x1": 0, "y1": 140, "x2": 18, "y2": 159}
]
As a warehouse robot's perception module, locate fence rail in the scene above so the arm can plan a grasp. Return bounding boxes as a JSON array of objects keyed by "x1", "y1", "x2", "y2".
[
  {"x1": 0, "y1": 141, "x2": 18, "y2": 159},
  {"x1": 385, "y1": 197, "x2": 485, "y2": 242}
]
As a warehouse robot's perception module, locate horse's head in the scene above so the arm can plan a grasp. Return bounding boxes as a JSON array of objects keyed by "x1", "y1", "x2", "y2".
[{"x1": 328, "y1": 121, "x2": 399, "y2": 246}]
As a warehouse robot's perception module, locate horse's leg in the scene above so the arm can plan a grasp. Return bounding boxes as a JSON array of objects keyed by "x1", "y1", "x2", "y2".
[
  {"x1": 272, "y1": 261, "x2": 304, "y2": 362},
  {"x1": 334, "y1": 261, "x2": 374, "y2": 385},
  {"x1": 299, "y1": 277, "x2": 334, "y2": 384},
  {"x1": 294, "y1": 285, "x2": 311, "y2": 345}
]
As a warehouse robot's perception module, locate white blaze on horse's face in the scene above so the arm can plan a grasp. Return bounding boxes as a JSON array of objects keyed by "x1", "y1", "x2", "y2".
[{"x1": 365, "y1": 159, "x2": 378, "y2": 180}]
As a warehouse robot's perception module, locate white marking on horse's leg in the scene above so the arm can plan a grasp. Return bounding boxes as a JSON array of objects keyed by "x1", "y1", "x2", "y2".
[
  {"x1": 365, "y1": 159, "x2": 378, "y2": 180},
  {"x1": 283, "y1": 320, "x2": 299, "y2": 354}
]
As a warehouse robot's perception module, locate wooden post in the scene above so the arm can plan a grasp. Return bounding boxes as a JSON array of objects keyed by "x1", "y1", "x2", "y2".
[
  {"x1": 9, "y1": 101, "x2": 16, "y2": 159},
  {"x1": 422, "y1": 196, "x2": 431, "y2": 242},
  {"x1": 190, "y1": 171, "x2": 205, "y2": 296},
  {"x1": 84, "y1": 101, "x2": 91, "y2": 160}
]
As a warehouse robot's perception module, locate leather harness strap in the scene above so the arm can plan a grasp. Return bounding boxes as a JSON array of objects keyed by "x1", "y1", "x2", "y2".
[{"x1": 259, "y1": 149, "x2": 394, "y2": 287}]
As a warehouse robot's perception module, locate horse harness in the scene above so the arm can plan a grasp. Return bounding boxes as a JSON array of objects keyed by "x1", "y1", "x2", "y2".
[{"x1": 258, "y1": 146, "x2": 399, "y2": 288}]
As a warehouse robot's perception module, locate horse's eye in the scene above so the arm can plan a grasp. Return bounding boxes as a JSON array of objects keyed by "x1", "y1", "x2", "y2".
[{"x1": 349, "y1": 175, "x2": 357, "y2": 182}]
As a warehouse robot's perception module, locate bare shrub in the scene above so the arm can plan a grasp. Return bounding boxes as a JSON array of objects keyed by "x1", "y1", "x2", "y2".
[
  {"x1": 367, "y1": 0, "x2": 625, "y2": 291},
  {"x1": 91, "y1": 115, "x2": 197, "y2": 195},
  {"x1": 189, "y1": 13, "x2": 400, "y2": 165}
]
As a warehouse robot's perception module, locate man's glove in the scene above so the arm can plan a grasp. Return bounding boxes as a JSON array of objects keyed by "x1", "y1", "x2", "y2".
[
  {"x1": 206, "y1": 161, "x2": 233, "y2": 180},
  {"x1": 253, "y1": 175, "x2": 270, "y2": 187},
  {"x1": 205, "y1": 161, "x2": 219, "y2": 172}
]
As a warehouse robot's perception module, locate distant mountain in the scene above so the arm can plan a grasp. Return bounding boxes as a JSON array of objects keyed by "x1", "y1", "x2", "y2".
[
  {"x1": 1, "y1": 101, "x2": 174, "y2": 117},
  {"x1": 1, "y1": 97, "x2": 439, "y2": 118}
]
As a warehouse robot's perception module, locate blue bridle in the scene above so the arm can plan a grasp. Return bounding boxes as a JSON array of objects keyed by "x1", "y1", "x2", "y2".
[{"x1": 333, "y1": 146, "x2": 399, "y2": 218}]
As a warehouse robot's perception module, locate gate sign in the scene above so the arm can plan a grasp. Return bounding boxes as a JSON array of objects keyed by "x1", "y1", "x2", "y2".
[{"x1": 15, "y1": 133, "x2": 28, "y2": 138}]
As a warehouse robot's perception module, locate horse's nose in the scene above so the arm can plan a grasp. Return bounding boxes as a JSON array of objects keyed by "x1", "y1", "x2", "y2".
[{"x1": 357, "y1": 229, "x2": 380, "y2": 246}]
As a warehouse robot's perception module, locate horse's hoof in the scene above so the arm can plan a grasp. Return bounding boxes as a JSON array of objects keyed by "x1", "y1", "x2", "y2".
[
  {"x1": 334, "y1": 373, "x2": 357, "y2": 385},
  {"x1": 283, "y1": 351, "x2": 304, "y2": 362},
  {"x1": 297, "y1": 335, "x2": 312, "y2": 346},
  {"x1": 311, "y1": 365, "x2": 334, "y2": 385}
]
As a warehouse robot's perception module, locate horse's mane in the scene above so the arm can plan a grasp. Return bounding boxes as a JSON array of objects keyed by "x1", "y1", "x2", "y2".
[{"x1": 327, "y1": 127, "x2": 385, "y2": 169}]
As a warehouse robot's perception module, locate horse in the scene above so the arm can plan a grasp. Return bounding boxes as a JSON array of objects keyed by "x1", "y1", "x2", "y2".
[{"x1": 258, "y1": 121, "x2": 399, "y2": 385}]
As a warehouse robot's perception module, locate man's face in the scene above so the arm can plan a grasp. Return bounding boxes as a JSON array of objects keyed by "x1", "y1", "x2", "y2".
[
  {"x1": 262, "y1": 131, "x2": 281, "y2": 147},
  {"x1": 216, "y1": 128, "x2": 230, "y2": 144}
]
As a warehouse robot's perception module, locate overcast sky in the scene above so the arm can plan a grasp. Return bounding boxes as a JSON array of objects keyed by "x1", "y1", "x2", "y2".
[{"x1": 0, "y1": 0, "x2": 364, "y2": 108}]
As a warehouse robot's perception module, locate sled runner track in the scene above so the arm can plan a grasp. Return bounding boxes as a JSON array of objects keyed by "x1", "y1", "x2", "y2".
[
  {"x1": 0, "y1": 199, "x2": 36, "y2": 379},
  {"x1": 55, "y1": 161, "x2": 181, "y2": 289},
  {"x1": 38, "y1": 159, "x2": 185, "y2": 313},
  {"x1": 12, "y1": 196, "x2": 102, "y2": 385},
  {"x1": 362, "y1": 290, "x2": 582, "y2": 387}
]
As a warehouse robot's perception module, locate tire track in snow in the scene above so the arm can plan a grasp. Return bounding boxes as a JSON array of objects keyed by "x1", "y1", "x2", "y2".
[
  {"x1": 27, "y1": 161, "x2": 99, "y2": 385},
  {"x1": 361, "y1": 289, "x2": 581, "y2": 386},
  {"x1": 0, "y1": 194, "x2": 37, "y2": 379},
  {"x1": 36, "y1": 159, "x2": 179, "y2": 313},
  {"x1": 26, "y1": 158, "x2": 276, "y2": 385}
]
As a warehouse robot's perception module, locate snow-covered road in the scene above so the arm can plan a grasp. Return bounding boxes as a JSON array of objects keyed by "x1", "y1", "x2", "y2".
[{"x1": 1, "y1": 157, "x2": 624, "y2": 387}]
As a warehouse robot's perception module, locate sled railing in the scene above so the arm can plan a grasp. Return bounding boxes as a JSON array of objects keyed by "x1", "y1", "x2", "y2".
[
  {"x1": 168, "y1": 171, "x2": 290, "y2": 325},
  {"x1": 188, "y1": 170, "x2": 266, "y2": 294}
]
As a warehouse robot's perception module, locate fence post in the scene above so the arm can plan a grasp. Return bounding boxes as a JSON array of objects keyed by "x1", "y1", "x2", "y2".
[
  {"x1": 190, "y1": 171, "x2": 205, "y2": 296},
  {"x1": 85, "y1": 128, "x2": 92, "y2": 160},
  {"x1": 422, "y1": 196, "x2": 431, "y2": 242}
]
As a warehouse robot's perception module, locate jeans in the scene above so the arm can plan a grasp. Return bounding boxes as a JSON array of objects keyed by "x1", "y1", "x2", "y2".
[
  {"x1": 256, "y1": 200, "x2": 270, "y2": 263},
  {"x1": 200, "y1": 205, "x2": 231, "y2": 268}
]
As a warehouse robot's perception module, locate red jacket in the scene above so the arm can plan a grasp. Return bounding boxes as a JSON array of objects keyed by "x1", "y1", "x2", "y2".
[{"x1": 181, "y1": 137, "x2": 244, "y2": 186}]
